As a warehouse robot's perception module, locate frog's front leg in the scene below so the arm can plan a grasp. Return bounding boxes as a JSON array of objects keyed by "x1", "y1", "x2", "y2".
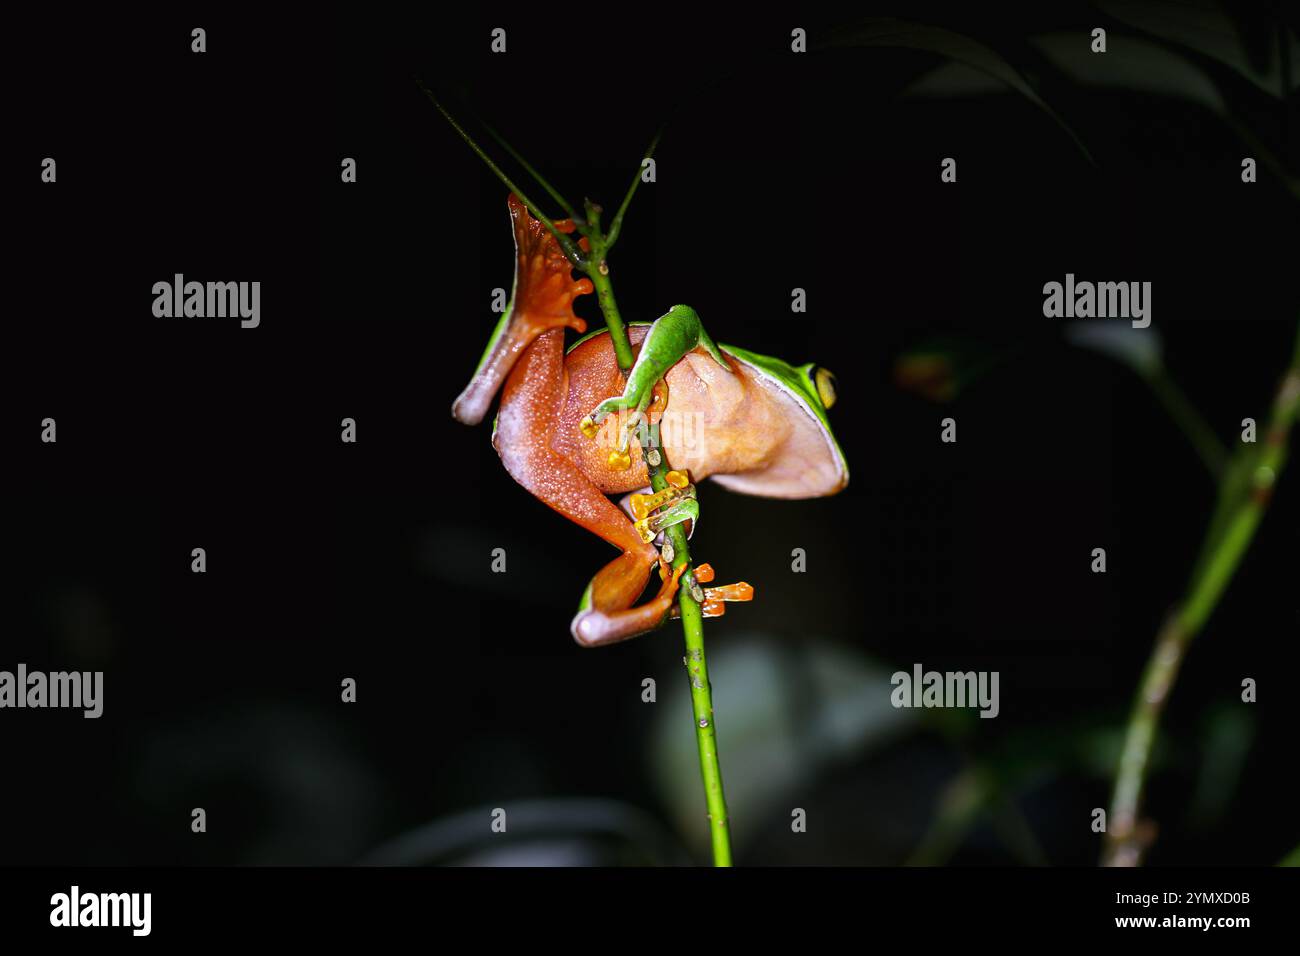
[{"x1": 579, "y1": 304, "x2": 730, "y2": 448}]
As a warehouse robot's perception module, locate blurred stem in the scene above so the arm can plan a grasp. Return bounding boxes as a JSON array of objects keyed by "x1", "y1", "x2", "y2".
[
  {"x1": 1104, "y1": 321, "x2": 1300, "y2": 866},
  {"x1": 909, "y1": 760, "x2": 1046, "y2": 866},
  {"x1": 1145, "y1": 369, "x2": 1228, "y2": 478},
  {"x1": 908, "y1": 768, "x2": 988, "y2": 865}
]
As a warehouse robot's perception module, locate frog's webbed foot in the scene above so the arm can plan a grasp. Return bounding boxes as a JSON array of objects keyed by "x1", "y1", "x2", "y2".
[
  {"x1": 569, "y1": 470, "x2": 701, "y2": 647},
  {"x1": 626, "y1": 471, "x2": 699, "y2": 543},
  {"x1": 570, "y1": 549, "x2": 749, "y2": 644},
  {"x1": 582, "y1": 379, "x2": 669, "y2": 472},
  {"x1": 669, "y1": 562, "x2": 755, "y2": 620},
  {"x1": 578, "y1": 303, "x2": 729, "y2": 443},
  {"x1": 617, "y1": 482, "x2": 696, "y2": 542},
  {"x1": 571, "y1": 556, "x2": 686, "y2": 648},
  {"x1": 452, "y1": 195, "x2": 593, "y2": 426}
]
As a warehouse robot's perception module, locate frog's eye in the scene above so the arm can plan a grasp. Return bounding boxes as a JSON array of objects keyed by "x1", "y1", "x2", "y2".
[{"x1": 814, "y1": 367, "x2": 838, "y2": 409}]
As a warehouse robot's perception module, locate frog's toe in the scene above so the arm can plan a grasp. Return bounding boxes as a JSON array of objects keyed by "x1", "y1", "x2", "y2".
[
  {"x1": 571, "y1": 560, "x2": 685, "y2": 647},
  {"x1": 671, "y1": 563, "x2": 754, "y2": 619},
  {"x1": 633, "y1": 497, "x2": 698, "y2": 544}
]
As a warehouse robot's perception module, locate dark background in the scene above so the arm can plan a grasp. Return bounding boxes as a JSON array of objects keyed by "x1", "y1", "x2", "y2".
[{"x1": 5, "y1": 4, "x2": 1298, "y2": 866}]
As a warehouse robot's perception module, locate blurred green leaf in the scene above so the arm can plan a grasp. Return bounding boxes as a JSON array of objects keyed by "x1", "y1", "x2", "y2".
[
  {"x1": 1186, "y1": 703, "x2": 1256, "y2": 829},
  {"x1": 823, "y1": 18, "x2": 1094, "y2": 162},
  {"x1": 1093, "y1": 0, "x2": 1298, "y2": 97},
  {"x1": 1066, "y1": 320, "x2": 1165, "y2": 377},
  {"x1": 1031, "y1": 31, "x2": 1226, "y2": 113}
]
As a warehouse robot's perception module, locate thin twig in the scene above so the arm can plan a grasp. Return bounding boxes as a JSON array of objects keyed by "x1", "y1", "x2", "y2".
[
  {"x1": 577, "y1": 197, "x2": 635, "y2": 371},
  {"x1": 479, "y1": 117, "x2": 578, "y2": 221},
  {"x1": 606, "y1": 127, "x2": 663, "y2": 250},
  {"x1": 416, "y1": 81, "x2": 586, "y2": 266}
]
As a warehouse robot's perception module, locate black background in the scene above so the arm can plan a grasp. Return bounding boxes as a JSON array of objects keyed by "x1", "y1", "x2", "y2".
[{"x1": 5, "y1": 3, "x2": 1298, "y2": 872}]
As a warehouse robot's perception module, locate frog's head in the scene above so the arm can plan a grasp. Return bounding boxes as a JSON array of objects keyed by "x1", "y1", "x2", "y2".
[{"x1": 712, "y1": 344, "x2": 849, "y2": 498}]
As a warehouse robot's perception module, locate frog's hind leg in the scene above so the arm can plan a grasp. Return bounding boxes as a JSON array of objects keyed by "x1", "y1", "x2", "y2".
[
  {"x1": 572, "y1": 555, "x2": 686, "y2": 647},
  {"x1": 452, "y1": 195, "x2": 592, "y2": 426},
  {"x1": 493, "y1": 329, "x2": 684, "y2": 647}
]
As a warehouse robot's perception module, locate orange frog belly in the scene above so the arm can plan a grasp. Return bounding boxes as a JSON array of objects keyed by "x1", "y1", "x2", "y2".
[{"x1": 553, "y1": 330, "x2": 791, "y2": 495}]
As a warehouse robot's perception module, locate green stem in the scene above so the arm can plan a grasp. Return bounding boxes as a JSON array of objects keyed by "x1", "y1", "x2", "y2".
[
  {"x1": 582, "y1": 161, "x2": 730, "y2": 862},
  {"x1": 580, "y1": 199, "x2": 636, "y2": 371},
  {"x1": 479, "y1": 118, "x2": 578, "y2": 220},
  {"x1": 640, "y1": 425, "x2": 733, "y2": 867},
  {"x1": 607, "y1": 127, "x2": 662, "y2": 251},
  {"x1": 586, "y1": 193, "x2": 729, "y2": 864},
  {"x1": 427, "y1": 94, "x2": 728, "y2": 861},
  {"x1": 1103, "y1": 321, "x2": 1300, "y2": 866},
  {"x1": 586, "y1": 263, "x2": 635, "y2": 371}
]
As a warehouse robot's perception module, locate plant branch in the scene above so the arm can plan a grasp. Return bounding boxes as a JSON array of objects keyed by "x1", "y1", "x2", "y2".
[
  {"x1": 579, "y1": 166, "x2": 733, "y2": 868},
  {"x1": 1103, "y1": 320, "x2": 1300, "y2": 866},
  {"x1": 577, "y1": 155, "x2": 731, "y2": 863},
  {"x1": 581, "y1": 179, "x2": 729, "y2": 862},
  {"x1": 586, "y1": 264, "x2": 635, "y2": 371},
  {"x1": 639, "y1": 423, "x2": 733, "y2": 867}
]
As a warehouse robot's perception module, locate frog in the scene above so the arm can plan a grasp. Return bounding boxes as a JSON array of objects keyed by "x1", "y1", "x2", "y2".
[{"x1": 453, "y1": 195, "x2": 848, "y2": 647}]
